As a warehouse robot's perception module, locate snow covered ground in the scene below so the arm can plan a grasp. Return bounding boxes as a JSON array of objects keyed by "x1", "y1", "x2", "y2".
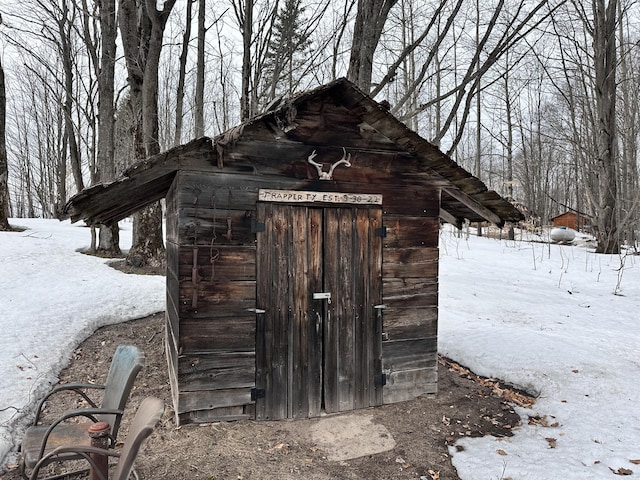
[
  {"x1": 1, "y1": 219, "x2": 639, "y2": 478},
  {"x1": 439, "y1": 229, "x2": 640, "y2": 479},
  {"x1": 0, "y1": 219, "x2": 165, "y2": 469}
]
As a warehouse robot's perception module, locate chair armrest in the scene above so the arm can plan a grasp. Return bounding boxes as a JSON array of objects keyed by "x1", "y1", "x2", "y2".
[
  {"x1": 30, "y1": 445, "x2": 122, "y2": 480},
  {"x1": 37, "y1": 408, "x2": 124, "y2": 461},
  {"x1": 34, "y1": 383, "x2": 106, "y2": 424}
]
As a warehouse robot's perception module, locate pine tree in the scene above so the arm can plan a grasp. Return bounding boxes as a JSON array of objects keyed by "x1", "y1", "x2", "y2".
[{"x1": 263, "y1": 0, "x2": 311, "y2": 105}]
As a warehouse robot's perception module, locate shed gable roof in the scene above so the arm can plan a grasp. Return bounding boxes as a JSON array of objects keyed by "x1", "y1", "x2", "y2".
[{"x1": 64, "y1": 78, "x2": 523, "y2": 227}]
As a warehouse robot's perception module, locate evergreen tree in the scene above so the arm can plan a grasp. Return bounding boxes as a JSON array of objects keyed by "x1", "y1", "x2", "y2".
[{"x1": 263, "y1": 0, "x2": 311, "y2": 106}]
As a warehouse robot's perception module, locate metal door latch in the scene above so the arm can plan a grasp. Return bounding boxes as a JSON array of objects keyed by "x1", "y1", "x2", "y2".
[{"x1": 313, "y1": 292, "x2": 332, "y2": 304}]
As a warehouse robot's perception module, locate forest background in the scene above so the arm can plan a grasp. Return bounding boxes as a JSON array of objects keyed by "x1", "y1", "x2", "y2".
[{"x1": 0, "y1": 0, "x2": 638, "y2": 258}]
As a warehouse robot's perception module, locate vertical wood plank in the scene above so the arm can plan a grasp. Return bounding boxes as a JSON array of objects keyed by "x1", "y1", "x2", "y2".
[
  {"x1": 290, "y1": 206, "x2": 305, "y2": 418},
  {"x1": 274, "y1": 204, "x2": 291, "y2": 420},
  {"x1": 322, "y1": 208, "x2": 339, "y2": 413},
  {"x1": 369, "y1": 209, "x2": 384, "y2": 407},
  {"x1": 305, "y1": 208, "x2": 324, "y2": 417},
  {"x1": 290, "y1": 207, "x2": 323, "y2": 418},
  {"x1": 324, "y1": 208, "x2": 356, "y2": 413},
  {"x1": 338, "y1": 208, "x2": 355, "y2": 412},
  {"x1": 255, "y1": 203, "x2": 289, "y2": 420},
  {"x1": 254, "y1": 202, "x2": 269, "y2": 420},
  {"x1": 353, "y1": 208, "x2": 367, "y2": 410}
]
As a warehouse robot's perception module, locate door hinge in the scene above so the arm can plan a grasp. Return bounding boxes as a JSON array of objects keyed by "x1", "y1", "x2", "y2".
[
  {"x1": 374, "y1": 373, "x2": 387, "y2": 386},
  {"x1": 375, "y1": 226, "x2": 387, "y2": 237},
  {"x1": 251, "y1": 220, "x2": 266, "y2": 233},
  {"x1": 251, "y1": 388, "x2": 266, "y2": 401}
]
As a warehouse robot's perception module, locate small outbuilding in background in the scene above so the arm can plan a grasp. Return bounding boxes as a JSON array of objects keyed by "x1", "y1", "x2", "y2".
[
  {"x1": 65, "y1": 78, "x2": 523, "y2": 424},
  {"x1": 550, "y1": 211, "x2": 590, "y2": 232}
]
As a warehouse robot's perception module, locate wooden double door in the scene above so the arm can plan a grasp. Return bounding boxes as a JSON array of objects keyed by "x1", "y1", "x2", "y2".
[{"x1": 255, "y1": 202, "x2": 383, "y2": 420}]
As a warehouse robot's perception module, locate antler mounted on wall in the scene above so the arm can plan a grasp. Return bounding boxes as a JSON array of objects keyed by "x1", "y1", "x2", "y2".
[{"x1": 307, "y1": 148, "x2": 352, "y2": 180}]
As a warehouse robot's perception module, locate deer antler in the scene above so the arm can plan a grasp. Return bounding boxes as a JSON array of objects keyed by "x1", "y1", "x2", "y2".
[
  {"x1": 307, "y1": 150, "x2": 325, "y2": 178},
  {"x1": 326, "y1": 148, "x2": 351, "y2": 180},
  {"x1": 307, "y1": 148, "x2": 352, "y2": 180}
]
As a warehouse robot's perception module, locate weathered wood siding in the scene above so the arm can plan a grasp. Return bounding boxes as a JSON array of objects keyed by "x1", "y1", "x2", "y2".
[
  {"x1": 165, "y1": 178, "x2": 181, "y2": 416},
  {"x1": 166, "y1": 171, "x2": 257, "y2": 423},
  {"x1": 382, "y1": 208, "x2": 440, "y2": 402},
  {"x1": 165, "y1": 90, "x2": 444, "y2": 423},
  {"x1": 166, "y1": 169, "x2": 441, "y2": 422}
]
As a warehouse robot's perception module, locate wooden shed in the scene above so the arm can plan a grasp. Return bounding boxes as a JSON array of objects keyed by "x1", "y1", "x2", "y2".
[
  {"x1": 550, "y1": 211, "x2": 590, "y2": 232},
  {"x1": 65, "y1": 78, "x2": 523, "y2": 424}
]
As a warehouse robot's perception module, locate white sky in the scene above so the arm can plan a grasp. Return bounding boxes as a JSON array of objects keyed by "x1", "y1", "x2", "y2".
[{"x1": 1, "y1": 219, "x2": 639, "y2": 478}]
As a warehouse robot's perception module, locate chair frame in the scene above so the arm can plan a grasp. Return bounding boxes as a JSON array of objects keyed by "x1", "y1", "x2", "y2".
[
  {"x1": 20, "y1": 345, "x2": 145, "y2": 479},
  {"x1": 27, "y1": 397, "x2": 164, "y2": 480}
]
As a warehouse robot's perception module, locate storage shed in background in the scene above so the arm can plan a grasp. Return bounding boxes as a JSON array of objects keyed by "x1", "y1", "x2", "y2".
[
  {"x1": 65, "y1": 78, "x2": 523, "y2": 424},
  {"x1": 550, "y1": 211, "x2": 590, "y2": 232}
]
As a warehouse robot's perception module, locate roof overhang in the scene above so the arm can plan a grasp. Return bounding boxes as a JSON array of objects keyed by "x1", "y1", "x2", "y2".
[{"x1": 63, "y1": 79, "x2": 523, "y2": 228}]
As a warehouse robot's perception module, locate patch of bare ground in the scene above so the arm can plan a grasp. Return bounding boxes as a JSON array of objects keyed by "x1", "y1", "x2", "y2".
[{"x1": 3, "y1": 313, "x2": 533, "y2": 480}]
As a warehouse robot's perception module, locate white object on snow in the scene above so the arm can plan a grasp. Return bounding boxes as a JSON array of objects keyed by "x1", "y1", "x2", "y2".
[{"x1": 550, "y1": 226, "x2": 576, "y2": 243}]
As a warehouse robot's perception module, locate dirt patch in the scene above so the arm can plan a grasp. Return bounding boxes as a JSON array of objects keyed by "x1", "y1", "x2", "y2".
[
  {"x1": 106, "y1": 259, "x2": 165, "y2": 276},
  {"x1": 3, "y1": 313, "x2": 530, "y2": 480},
  {"x1": 310, "y1": 414, "x2": 396, "y2": 461}
]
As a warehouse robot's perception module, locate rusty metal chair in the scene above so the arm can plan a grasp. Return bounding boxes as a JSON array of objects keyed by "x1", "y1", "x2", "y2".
[
  {"x1": 27, "y1": 396, "x2": 164, "y2": 480},
  {"x1": 20, "y1": 345, "x2": 145, "y2": 479}
]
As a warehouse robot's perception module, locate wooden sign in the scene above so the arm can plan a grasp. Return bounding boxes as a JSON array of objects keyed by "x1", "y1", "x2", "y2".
[{"x1": 258, "y1": 189, "x2": 382, "y2": 205}]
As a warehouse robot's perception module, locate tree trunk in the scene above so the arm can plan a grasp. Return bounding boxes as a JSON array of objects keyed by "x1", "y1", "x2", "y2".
[
  {"x1": 240, "y1": 0, "x2": 253, "y2": 120},
  {"x1": 504, "y1": 52, "x2": 515, "y2": 240},
  {"x1": 347, "y1": 0, "x2": 398, "y2": 92},
  {"x1": 593, "y1": 0, "x2": 619, "y2": 254},
  {"x1": 119, "y1": 0, "x2": 175, "y2": 268},
  {"x1": 174, "y1": 0, "x2": 194, "y2": 146},
  {"x1": 0, "y1": 55, "x2": 11, "y2": 231},
  {"x1": 194, "y1": 0, "x2": 205, "y2": 137},
  {"x1": 97, "y1": 0, "x2": 121, "y2": 255},
  {"x1": 59, "y1": 1, "x2": 85, "y2": 195},
  {"x1": 331, "y1": 1, "x2": 356, "y2": 80},
  {"x1": 617, "y1": 4, "x2": 638, "y2": 248}
]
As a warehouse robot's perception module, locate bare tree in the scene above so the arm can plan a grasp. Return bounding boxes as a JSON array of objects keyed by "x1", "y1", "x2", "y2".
[
  {"x1": 329, "y1": 0, "x2": 356, "y2": 80},
  {"x1": 212, "y1": 18, "x2": 233, "y2": 132},
  {"x1": 97, "y1": 0, "x2": 120, "y2": 253},
  {"x1": 591, "y1": 0, "x2": 619, "y2": 253},
  {"x1": 347, "y1": 0, "x2": 398, "y2": 91},
  {"x1": 119, "y1": 0, "x2": 177, "y2": 268},
  {"x1": 616, "y1": 0, "x2": 639, "y2": 248},
  {"x1": 194, "y1": 0, "x2": 206, "y2": 137},
  {"x1": 232, "y1": 0, "x2": 255, "y2": 120},
  {"x1": 550, "y1": 0, "x2": 621, "y2": 252},
  {"x1": 174, "y1": 0, "x2": 194, "y2": 146},
  {"x1": 0, "y1": 14, "x2": 11, "y2": 230},
  {"x1": 78, "y1": 0, "x2": 121, "y2": 254},
  {"x1": 46, "y1": 0, "x2": 85, "y2": 197},
  {"x1": 5, "y1": 20, "x2": 71, "y2": 220}
]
